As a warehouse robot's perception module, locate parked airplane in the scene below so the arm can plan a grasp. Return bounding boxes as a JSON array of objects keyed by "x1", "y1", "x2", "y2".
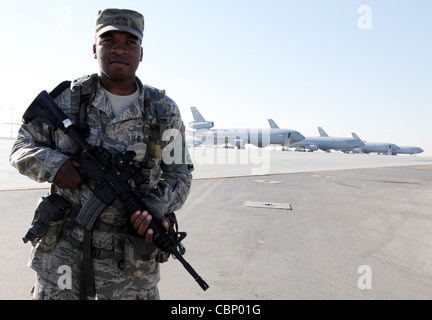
[
  {"x1": 392, "y1": 146, "x2": 424, "y2": 155},
  {"x1": 268, "y1": 122, "x2": 364, "y2": 152},
  {"x1": 350, "y1": 133, "x2": 400, "y2": 155},
  {"x1": 189, "y1": 108, "x2": 305, "y2": 149}
]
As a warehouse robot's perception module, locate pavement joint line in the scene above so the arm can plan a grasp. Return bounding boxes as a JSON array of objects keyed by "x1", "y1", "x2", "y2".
[
  {"x1": 192, "y1": 163, "x2": 432, "y2": 180},
  {"x1": 1, "y1": 164, "x2": 431, "y2": 190}
]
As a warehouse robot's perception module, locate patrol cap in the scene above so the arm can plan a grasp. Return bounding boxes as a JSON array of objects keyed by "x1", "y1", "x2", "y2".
[{"x1": 95, "y1": 8, "x2": 144, "y2": 41}]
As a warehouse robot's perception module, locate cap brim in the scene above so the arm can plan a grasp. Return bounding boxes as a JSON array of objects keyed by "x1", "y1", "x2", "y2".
[{"x1": 96, "y1": 25, "x2": 142, "y2": 40}]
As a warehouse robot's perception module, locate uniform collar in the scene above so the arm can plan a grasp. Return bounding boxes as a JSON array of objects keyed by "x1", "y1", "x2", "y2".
[{"x1": 92, "y1": 77, "x2": 145, "y2": 121}]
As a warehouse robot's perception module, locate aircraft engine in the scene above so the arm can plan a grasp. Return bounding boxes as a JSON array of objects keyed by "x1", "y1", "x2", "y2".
[
  {"x1": 306, "y1": 145, "x2": 319, "y2": 152},
  {"x1": 189, "y1": 121, "x2": 215, "y2": 130}
]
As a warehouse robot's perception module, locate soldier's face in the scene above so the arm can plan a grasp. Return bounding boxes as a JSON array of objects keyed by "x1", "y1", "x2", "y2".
[{"x1": 94, "y1": 31, "x2": 143, "y2": 82}]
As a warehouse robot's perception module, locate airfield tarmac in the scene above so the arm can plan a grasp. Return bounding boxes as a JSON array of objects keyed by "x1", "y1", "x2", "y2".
[{"x1": 1, "y1": 138, "x2": 432, "y2": 300}]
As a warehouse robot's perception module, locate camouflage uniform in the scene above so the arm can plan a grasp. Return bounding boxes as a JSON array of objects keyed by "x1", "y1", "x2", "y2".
[{"x1": 9, "y1": 74, "x2": 194, "y2": 300}]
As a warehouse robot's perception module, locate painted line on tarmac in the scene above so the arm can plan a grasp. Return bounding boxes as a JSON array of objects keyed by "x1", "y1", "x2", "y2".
[{"x1": 0, "y1": 186, "x2": 49, "y2": 192}]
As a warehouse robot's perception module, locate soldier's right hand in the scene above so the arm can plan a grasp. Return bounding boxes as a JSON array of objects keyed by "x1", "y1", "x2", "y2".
[
  {"x1": 131, "y1": 210, "x2": 170, "y2": 243},
  {"x1": 53, "y1": 159, "x2": 83, "y2": 189}
]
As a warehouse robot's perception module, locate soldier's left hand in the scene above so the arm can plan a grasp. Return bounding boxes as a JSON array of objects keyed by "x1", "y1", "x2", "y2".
[{"x1": 131, "y1": 210, "x2": 169, "y2": 243}]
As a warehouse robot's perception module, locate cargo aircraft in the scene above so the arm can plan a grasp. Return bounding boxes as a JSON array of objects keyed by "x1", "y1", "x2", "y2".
[
  {"x1": 350, "y1": 133, "x2": 400, "y2": 155},
  {"x1": 188, "y1": 108, "x2": 305, "y2": 149},
  {"x1": 268, "y1": 122, "x2": 364, "y2": 153}
]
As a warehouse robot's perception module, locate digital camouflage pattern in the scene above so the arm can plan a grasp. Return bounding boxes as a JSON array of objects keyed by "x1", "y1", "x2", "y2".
[
  {"x1": 95, "y1": 8, "x2": 145, "y2": 41},
  {"x1": 9, "y1": 74, "x2": 193, "y2": 300}
]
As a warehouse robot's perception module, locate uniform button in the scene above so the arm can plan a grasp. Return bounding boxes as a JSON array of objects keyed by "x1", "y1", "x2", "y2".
[{"x1": 44, "y1": 172, "x2": 51, "y2": 179}]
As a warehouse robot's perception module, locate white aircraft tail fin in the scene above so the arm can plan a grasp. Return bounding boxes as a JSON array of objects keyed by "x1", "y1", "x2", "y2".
[
  {"x1": 268, "y1": 119, "x2": 280, "y2": 129},
  {"x1": 318, "y1": 127, "x2": 329, "y2": 137}
]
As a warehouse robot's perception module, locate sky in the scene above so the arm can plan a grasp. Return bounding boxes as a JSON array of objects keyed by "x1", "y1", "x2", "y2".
[{"x1": 0, "y1": 0, "x2": 431, "y2": 155}]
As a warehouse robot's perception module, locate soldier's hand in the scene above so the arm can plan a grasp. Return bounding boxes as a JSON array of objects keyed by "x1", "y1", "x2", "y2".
[
  {"x1": 131, "y1": 210, "x2": 169, "y2": 243},
  {"x1": 53, "y1": 159, "x2": 83, "y2": 189}
]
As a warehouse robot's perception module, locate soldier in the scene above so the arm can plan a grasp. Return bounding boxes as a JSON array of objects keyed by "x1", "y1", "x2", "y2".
[{"x1": 9, "y1": 8, "x2": 194, "y2": 300}]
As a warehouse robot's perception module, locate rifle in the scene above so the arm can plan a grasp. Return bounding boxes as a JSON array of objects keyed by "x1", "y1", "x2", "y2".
[{"x1": 23, "y1": 89, "x2": 209, "y2": 291}]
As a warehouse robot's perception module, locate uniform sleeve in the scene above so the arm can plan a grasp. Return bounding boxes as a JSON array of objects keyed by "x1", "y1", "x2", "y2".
[
  {"x1": 142, "y1": 95, "x2": 194, "y2": 215},
  {"x1": 9, "y1": 93, "x2": 71, "y2": 184}
]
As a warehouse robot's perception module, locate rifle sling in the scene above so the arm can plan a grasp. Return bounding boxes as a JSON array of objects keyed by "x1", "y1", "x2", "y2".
[{"x1": 80, "y1": 228, "x2": 95, "y2": 300}]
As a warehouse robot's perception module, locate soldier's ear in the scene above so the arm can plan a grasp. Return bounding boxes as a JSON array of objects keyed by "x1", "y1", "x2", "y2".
[
  {"x1": 140, "y1": 47, "x2": 143, "y2": 62},
  {"x1": 93, "y1": 44, "x2": 97, "y2": 59}
]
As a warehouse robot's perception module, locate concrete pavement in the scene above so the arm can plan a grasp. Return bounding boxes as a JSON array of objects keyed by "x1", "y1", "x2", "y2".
[{"x1": 1, "y1": 138, "x2": 432, "y2": 300}]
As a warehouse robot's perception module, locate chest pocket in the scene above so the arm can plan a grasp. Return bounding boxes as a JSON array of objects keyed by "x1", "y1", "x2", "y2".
[{"x1": 121, "y1": 118, "x2": 149, "y2": 163}]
